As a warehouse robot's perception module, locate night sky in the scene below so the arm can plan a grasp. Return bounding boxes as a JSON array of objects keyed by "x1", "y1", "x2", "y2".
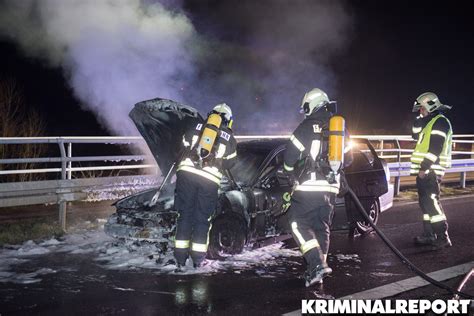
[{"x1": 0, "y1": 0, "x2": 473, "y2": 136}]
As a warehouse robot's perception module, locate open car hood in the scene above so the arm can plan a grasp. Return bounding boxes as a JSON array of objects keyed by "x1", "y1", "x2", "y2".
[{"x1": 130, "y1": 98, "x2": 204, "y2": 173}]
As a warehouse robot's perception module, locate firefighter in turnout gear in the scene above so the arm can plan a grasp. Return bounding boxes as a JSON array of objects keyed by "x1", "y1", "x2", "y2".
[
  {"x1": 283, "y1": 88, "x2": 344, "y2": 287},
  {"x1": 174, "y1": 103, "x2": 237, "y2": 270},
  {"x1": 410, "y1": 92, "x2": 453, "y2": 250}
]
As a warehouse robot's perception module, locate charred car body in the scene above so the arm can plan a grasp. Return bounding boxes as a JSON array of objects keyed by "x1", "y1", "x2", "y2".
[{"x1": 105, "y1": 98, "x2": 394, "y2": 258}]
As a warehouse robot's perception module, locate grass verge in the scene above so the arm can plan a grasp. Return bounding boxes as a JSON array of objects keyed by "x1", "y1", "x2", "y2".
[
  {"x1": 0, "y1": 219, "x2": 64, "y2": 246},
  {"x1": 395, "y1": 184, "x2": 474, "y2": 202}
]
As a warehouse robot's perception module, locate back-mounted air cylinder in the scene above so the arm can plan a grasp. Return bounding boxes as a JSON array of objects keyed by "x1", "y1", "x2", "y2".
[
  {"x1": 328, "y1": 115, "x2": 345, "y2": 173},
  {"x1": 198, "y1": 113, "x2": 222, "y2": 159}
]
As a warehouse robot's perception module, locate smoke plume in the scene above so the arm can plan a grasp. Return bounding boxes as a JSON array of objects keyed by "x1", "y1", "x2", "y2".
[
  {"x1": 0, "y1": 0, "x2": 195, "y2": 135},
  {"x1": 0, "y1": 0, "x2": 352, "y2": 135}
]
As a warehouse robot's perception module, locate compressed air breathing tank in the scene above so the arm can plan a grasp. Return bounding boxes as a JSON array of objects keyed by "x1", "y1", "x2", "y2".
[
  {"x1": 198, "y1": 113, "x2": 222, "y2": 159},
  {"x1": 328, "y1": 115, "x2": 345, "y2": 173}
]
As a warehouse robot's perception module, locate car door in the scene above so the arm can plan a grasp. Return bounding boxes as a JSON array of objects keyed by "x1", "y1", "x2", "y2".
[
  {"x1": 344, "y1": 138, "x2": 388, "y2": 198},
  {"x1": 248, "y1": 145, "x2": 293, "y2": 237},
  {"x1": 341, "y1": 138, "x2": 389, "y2": 227}
]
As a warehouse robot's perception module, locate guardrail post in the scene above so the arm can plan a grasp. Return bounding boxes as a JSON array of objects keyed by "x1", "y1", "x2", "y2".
[
  {"x1": 59, "y1": 200, "x2": 67, "y2": 232},
  {"x1": 394, "y1": 176, "x2": 401, "y2": 196},
  {"x1": 58, "y1": 139, "x2": 67, "y2": 180},
  {"x1": 58, "y1": 139, "x2": 68, "y2": 230},
  {"x1": 460, "y1": 172, "x2": 466, "y2": 188},
  {"x1": 67, "y1": 143, "x2": 72, "y2": 180}
]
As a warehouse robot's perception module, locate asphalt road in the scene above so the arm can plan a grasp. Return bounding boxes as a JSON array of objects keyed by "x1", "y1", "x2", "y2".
[{"x1": 1, "y1": 195, "x2": 474, "y2": 315}]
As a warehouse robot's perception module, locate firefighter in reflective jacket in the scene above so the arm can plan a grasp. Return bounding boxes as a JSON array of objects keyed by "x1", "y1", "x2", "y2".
[
  {"x1": 174, "y1": 103, "x2": 237, "y2": 270},
  {"x1": 283, "y1": 88, "x2": 343, "y2": 287},
  {"x1": 410, "y1": 92, "x2": 453, "y2": 250}
]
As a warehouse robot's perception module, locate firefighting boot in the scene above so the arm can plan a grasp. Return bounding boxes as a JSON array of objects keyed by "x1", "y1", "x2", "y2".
[
  {"x1": 414, "y1": 234, "x2": 437, "y2": 246},
  {"x1": 303, "y1": 250, "x2": 331, "y2": 287},
  {"x1": 414, "y1": 221, "x2": 436, "y2": 246},
  {"x1": 304, "y1": 265, "x2": 333, "y2": 288},
  {"x1": 193, "y1": 259, "x2": 210, "y2": 269},
  {"x1": 191, "y1": 251, "x2": 208, "y2": 269},
  {"x1": 174, "y1": 257, "x2": 188, "y2": 273},
  {"x1": 431, "y1": 223, "x2": 452, "y2": 250},
  {"x1": 430, "y1": 234, "x2": 452, "y2": 250}
]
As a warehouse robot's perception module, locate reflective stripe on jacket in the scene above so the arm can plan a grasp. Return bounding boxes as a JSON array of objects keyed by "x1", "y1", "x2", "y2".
[
  {"x1": 177, "y1": 158, "x2": 223, "y2": 184},
  {"x1": 410, "y1": 114, "x2": 452, "y2": 177}
]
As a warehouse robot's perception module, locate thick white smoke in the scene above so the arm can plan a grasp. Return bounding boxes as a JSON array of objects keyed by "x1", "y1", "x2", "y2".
[
  {"x1": 0, "y1": 0, "x2": 352, "y2": 135},
  {"x1": 0, "y1": 0, "x2": 195, "y2": 135}
]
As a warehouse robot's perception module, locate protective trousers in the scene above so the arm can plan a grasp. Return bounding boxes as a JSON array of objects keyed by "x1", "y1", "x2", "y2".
[
  {"x1": 174, "y1": 171, "x2": 218, "y2": 266},
  {"x1": 416, "y1": 172, "x2": 448, "y2": 238},
  {"x1": 288, "y1": 191, "x2": 335, "y2": 273}
]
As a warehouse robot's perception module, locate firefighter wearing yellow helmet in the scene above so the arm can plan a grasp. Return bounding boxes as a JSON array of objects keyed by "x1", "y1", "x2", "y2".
[
  {"x1": 282, "y1": 88, "x2": 346, "y2": 287},
  {"x1": 410, "y1": 92, "x2": 453, "y2": 250},
  {"x1": 174, "y1": 103, "x2": 237, "y2": 270}
]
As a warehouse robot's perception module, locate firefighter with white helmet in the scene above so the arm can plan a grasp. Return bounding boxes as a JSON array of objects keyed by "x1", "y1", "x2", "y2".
[
  {"x1": 282, "y1": 88, "x2": 345, "y2": 287},
  {"x1": 410, "y1": 92, "x2": 453, "y2": 250},
  {"x1": 173, "y1": 103, "x2": 237, "y2": 270}
]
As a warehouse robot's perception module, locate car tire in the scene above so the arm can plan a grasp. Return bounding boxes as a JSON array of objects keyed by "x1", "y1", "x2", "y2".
[
  {"x1": 355, "y1": 199, "x2": 380, "y2": 235},
  {"x1": 207, "y1": 213, "x2": 247, "y2": 259}
]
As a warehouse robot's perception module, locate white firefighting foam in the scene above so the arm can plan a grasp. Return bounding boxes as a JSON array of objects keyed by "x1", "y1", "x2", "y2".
[{"x1": 0, "y1": 227, "x2": 302, "y2": 284}]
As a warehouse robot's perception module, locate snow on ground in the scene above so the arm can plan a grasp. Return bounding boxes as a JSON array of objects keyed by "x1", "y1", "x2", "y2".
[{"x1": 0, "y1": 226, "x2": 302, "y2": 284}]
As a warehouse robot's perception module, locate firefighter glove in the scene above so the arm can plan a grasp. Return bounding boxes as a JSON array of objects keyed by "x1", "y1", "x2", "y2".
[
  {"x1": 277, "y1": 167, "x2": 298, "y2": 186},
  {"x1": 282, "y1": 191, "x2": 292, "y2": 213},
  {"x1": 326, "y1": 171, "x2": 337, "y2": 184}
]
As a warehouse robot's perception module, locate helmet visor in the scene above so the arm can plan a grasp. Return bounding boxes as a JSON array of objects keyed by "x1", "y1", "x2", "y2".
[
  {"x1": 326, "y1": 101, "x2": 337, "y2": 114},
  {"x1": 300, "y1": 101, "x2": 337, "y2": 114},
  {"x1": 412, "y1": 101, "x2": 422, "y2": 112},
  {"x1": 299, "y1": 102, "x2": 308, "y2": 114},
  {"x1": 413, "y1": 99, "x2": 439, "y2": 113}
]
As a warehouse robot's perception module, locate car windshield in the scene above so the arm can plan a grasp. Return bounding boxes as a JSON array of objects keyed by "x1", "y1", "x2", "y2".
[{"x1": 229, "y1": 141, "x2": 275, "y2": 184}]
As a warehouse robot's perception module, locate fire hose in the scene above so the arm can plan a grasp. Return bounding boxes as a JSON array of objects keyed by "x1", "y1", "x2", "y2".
[{"x1": 347, "y1": 186, "x2": 473, "y2": 300}]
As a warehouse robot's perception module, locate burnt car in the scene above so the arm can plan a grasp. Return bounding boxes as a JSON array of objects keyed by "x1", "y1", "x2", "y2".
[{"x1": 104, "y1": 98, "x2": 394, "y2": 258}]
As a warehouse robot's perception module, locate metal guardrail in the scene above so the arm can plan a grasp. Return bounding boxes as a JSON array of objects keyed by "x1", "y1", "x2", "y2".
[
  {"x1": 1, "y1": 135, "x2": 474, "y2": 230},
  {"x1": 2, "y1": 135, "x2": 474, "y2": 185},
  {"x1": 0, "y1": 175, "x2": 159, "y2": 230},
  {"x1": 0, "y1": 136, "x2": 157, "y2": 179}
]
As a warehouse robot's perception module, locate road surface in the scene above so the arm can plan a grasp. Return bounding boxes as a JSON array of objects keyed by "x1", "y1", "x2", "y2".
[{"x1": 1, "y1": 195, "x2": 473, "y2": 315}]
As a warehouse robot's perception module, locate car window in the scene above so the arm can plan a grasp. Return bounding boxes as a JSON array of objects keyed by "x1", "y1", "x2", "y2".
[
  {"x1": 260, "y1": 152, "x2": 282, "y2": 179},
  {"x1": 258, "y1": 152, "x2": 292, "y2": 189},
  {"x1": 230, "y1": 147, "x2": 267, "y2": 184},
  {"x1": 356, "y1": 142, "x2": 375, "y2": 164},
  {"x1": 349, "y1": 142, "x2": 376, "y2": 170}
]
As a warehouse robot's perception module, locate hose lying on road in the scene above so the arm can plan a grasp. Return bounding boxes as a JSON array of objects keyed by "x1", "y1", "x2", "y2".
[{"x1": 348, "y1": 187, "x2": 473, "y2": 300}]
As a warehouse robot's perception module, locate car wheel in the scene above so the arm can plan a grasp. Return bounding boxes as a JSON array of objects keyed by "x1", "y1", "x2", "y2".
[
  {"x1": 355, "y1": 199, "x2": 380, "y2": 235},
  {"x1": 207, "y1": 213, "x2": 247, "y2": 259}
]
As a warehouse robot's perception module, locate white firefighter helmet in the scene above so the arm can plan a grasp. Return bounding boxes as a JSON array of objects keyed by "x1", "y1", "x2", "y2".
[
  {"x1": 212, "y1": 103, "x2": 233, "y2": 127},
  {"x1": 412, "y1": 92, "x2": 452, "y2": 113},
  {"x1": 300, "y1": 88, "x2": 331, "y2": 116}
]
